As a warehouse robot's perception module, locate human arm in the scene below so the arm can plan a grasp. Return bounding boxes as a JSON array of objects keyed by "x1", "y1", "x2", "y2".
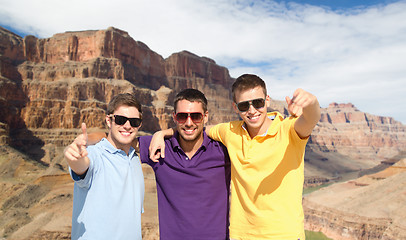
[
  {"x1": 205, "y1": 125, "x2": 213, "y2": 135},
  {"x1": 148, "y1": 128, "x2": 175, "y2": 161},
  {"x1": 64, "y1": 123, "x2": 90, "y2": 175},
  {"x1": 285, "y1": 88, "x2": 321, "y2": 139}
]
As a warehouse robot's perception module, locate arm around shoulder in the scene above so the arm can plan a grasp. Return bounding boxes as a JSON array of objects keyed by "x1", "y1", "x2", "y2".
[{"x1": 148, "y1": 128, "x2": 175, "y2": 161}]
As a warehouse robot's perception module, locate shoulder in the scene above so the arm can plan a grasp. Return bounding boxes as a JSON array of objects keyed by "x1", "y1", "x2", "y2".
[
  {"x1": 205, "y1": 138, "x2": 230, "y2": 162},
  {"x1": 86, "y1": 140, "x2": 105, "y2": 155},
  {"x1": 207, "y1": 137, "x2": 227, "y2": 149},
  {"x1": 86, "y1": 138, "x2": 116, "y2": 160},
  {"x1": 138, "y1": 135, "x2": 152, "y2": 148},
  {"x1": 211, "y1": 120, "x2": 243, "y2": 134}
]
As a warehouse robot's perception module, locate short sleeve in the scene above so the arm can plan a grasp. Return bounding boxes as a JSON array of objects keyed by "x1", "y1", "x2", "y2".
[
  {"x1": 285, "y1": 117, "x2": 309, "y2": 154},
  {"x1": 70, "y1": 145, "x2": 97, "y2": 189},
  {"x1": 138, "y1": 135, "x2": 153, "y2": 165},
  {"x1": 208, "y1": 123, "x2": 228, "y2": 145}
]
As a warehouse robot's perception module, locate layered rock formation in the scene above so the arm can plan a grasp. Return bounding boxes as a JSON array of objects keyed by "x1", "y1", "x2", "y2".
[
  {"x1": 0, "y1": 26, "x2": 235, "y2": 239},
  {"x1": 312, "y1": 103, "x2": 405, "y2": 163},
  {"x1": 304, "y1": 158, "x2": 406, "y2": 239},
  {"x1": 304, "y1": 103, "x2": 406, "y2": 181},
  {"x1": 0, "y1": 26, "x2": 236, "y2": 157}
]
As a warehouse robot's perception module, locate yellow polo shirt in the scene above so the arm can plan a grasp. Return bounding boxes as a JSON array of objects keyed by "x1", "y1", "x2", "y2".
[{"x1": 209, "y1": 112, "x2": 308, "y2": 240}]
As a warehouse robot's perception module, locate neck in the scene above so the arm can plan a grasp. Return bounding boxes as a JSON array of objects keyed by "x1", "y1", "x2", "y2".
[
  {"x1": 247, "y1": 116, "x2": 272, "y2": 139},
  {"x1": 106, "y1": 135, "x2": 131, "y2": 155},
  {"x1": 178, "y1": 135, "x2": 204, "y2": 159}
]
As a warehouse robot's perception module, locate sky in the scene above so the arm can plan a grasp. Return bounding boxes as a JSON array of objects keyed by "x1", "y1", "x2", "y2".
[{"x1": 1, "y1": 0, "x2": 405, "y2": 124}]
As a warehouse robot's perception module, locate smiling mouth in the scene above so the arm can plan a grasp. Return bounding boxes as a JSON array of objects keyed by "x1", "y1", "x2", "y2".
[
  {"x1": 247, "y1": 115, "x2": 260, "y2": 121},
  {"x1": 183, "y1": 129, "x2": 196, "y2": 135},
  {"x1": 120, "y1": 131, "x2": 132, "y2": 136}
]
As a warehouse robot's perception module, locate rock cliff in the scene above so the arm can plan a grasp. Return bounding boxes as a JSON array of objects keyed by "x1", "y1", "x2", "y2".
[
  {"x1": 304, "y1": 158, "x2": 406, "y2": 239},
  {"x1": 303, "y1": 103, "x2": 406, "y2": 181},
  {"x1": 312, "y1": 103, "x2": 405, "y2": 162},
  {"x1": 0, "y1": 26, "x2": 236, "y2": 154}
]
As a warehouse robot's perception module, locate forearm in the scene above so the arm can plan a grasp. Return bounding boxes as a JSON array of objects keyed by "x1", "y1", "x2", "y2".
[
  {"x1": 301, "y1": 98, "x2": 321, "y2": 126},
  {"x1": 159, "y1": 127, "x2": 176, "y2": 137},
  {"x1": 66, "y1": 156, "x2": 90, "y2": 175},
  {"x1": 295, "y1": 94, "x2": 321, "y2": 138}
]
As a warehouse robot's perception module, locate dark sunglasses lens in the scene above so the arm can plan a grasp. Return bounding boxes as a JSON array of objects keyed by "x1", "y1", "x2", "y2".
[
  {"x1": 190, "y1": 113, "x2": 203, "y2": 122},
  {"x1": 237, "y1": 101, "x2": 250, "y2": 112},
  {"x1": 114, "y1": 115, "x2": 141, "y2": 127},
  {"x1": 252, "y1": 99, "x2": 265, "y2": 109},
  {"x1": 114, "y1": 115, "x2": 127, "y2": 125},
  {"x1": 175, "y1": 113, "x2": 203, "y2": 123},
  {"x1": 129, "y1": 118, "x2": 142, "y2": 127},
  {"x1": 176, "y1": 113, "x2": 188, "y2": 123},
  {"x1": 237, "y1": 98, "x2": 265, "y2": 112}
]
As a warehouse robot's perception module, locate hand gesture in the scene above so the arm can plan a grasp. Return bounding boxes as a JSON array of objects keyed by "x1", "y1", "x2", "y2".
[
  {"x1": 286, "y1": 88, "x2": 321, "y2": 138},
  {"x1": 64, "y1": 123, "x2": 90, "y2": 175},
  {"x1": 285, "y1": 88, "x2": 317, "y2": 118},
  {"x1": 149, "y1": 131, "x2": 166, "y2": 162}
]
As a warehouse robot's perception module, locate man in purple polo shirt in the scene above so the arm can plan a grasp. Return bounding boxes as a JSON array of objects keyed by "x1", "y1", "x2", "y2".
[{"x1": 138, "y1": 89, "x2": 230, "y2": 239}]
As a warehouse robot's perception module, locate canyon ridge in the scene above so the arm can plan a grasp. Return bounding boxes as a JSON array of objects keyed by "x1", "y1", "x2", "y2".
[{"x1": 0, "y1": 26, "x2": 405, "y2": 239}]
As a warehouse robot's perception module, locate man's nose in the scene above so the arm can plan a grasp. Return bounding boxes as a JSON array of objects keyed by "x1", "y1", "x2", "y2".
[
  {"x1": 123, "y1": 120, "x2": 132, "y2": 128},
  {"x1": 184, "y1": 116, "x2": 194, "y2": 125},
  {"x1": 247, "y1": 103, "x2": 256, "y2": 113}
]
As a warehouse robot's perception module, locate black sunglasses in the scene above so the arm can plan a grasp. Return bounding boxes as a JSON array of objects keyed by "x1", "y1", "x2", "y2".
[
  {"x1": 174, "y1": 112, "x2": 204, "y2": 124},
  {"x1": 110, "y1": 115, "x2": 142, "y2": 127},
  {"x1": 236, "y1": 98, "x2": 266, "y2": 112}
]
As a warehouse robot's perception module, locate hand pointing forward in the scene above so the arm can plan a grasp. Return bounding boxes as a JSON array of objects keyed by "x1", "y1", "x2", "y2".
[
  {"x1": 285, "y1": 88, "x2": 317, "y2": 118},
  {"x1": 64, "y1": 123, "x2": 90, "y2": 175}
]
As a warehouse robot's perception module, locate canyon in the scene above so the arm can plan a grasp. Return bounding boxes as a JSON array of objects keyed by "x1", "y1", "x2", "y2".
[{"x1": 0, "y1": 26, "x2": 405, "y2": 239}]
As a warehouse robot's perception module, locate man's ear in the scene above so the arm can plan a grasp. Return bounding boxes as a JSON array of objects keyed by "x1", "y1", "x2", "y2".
[
  {"x1": 106, "y1": 115, "x2": 112, "y2": 129},
  {"x1": 172, "y1": 112, "x2": 176, "y2": 123},
  {"x1": 232, "y1": 102, "x2": 240, "y2": 114},
  {"x1": 265, "y1": 95, "x2": 271, "y2": 108},
  {"x1": 203, "y1": 111, "x2": 209, "y2": 124}
]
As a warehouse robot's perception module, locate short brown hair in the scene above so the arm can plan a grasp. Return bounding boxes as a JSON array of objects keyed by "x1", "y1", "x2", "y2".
[
  {"x1": 107, "y1": 93, "x2": 142, "y2": 118},
  {"x1": 231, "y1": 74, "x2": 267, "y2": 102},
  {"x1": 173, "y1": 89, "x2": 208, "y2": 113}
]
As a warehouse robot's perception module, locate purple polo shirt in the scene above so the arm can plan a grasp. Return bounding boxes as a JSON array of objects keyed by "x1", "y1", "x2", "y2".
[{"x1": 139, "y1": 131, "x2": 230, "y2": 240}]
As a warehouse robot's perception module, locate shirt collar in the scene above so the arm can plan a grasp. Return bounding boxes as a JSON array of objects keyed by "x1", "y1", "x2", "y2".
[
  {"x1": 100, "y1": 138, "x2": 135, "y2": 156},
  {"x1": 240, "y1": 112, "x2": 284, "y2": 137}
]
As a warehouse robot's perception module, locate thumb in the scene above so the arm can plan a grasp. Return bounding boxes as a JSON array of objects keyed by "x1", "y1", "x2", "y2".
[
  {"x1": 285, "y1": 96, "x2": 295, "y2": 117},
  {"x1": 81, "y1": 122, "x2": 88, "y2": 144},
  {"x1": 285, "y1": 96, "x2": 292, "y2": 106}
]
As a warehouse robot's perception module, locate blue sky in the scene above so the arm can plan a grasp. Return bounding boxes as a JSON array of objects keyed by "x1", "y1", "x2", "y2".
[{"x1": 1, "y1": 0, "x2": 406, "y2": 123}]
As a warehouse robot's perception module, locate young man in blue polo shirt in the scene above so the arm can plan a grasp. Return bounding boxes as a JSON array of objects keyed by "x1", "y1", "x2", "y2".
[
  {"x1": 64, "y1": 93, "x2": 144, "y2": 240},
  {"x1": 138, "y1": 89, "x2": 231, "y2": 239}
]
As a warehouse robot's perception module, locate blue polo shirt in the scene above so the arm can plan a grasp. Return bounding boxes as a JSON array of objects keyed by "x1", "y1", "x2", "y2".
[
  {"x1": 139, "y1": 132, "x2": 231, "y2": 240},
  {"x1": 70, "y1": 138, "x2": 144, "y2": 240}
]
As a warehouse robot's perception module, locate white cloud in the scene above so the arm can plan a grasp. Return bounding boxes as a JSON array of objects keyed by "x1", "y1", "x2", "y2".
[{"x1": 1, "y1": 0, "x2": 406, "y2": 123}]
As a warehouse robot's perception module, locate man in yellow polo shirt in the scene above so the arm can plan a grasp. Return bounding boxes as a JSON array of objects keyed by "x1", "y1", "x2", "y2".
[{"x1": 150, "y1": 74, "x2": 321, "y2": 239}]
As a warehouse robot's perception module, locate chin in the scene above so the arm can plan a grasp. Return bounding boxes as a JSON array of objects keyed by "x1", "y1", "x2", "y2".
[
  {"x1": 181, "y1": 135, "x2": 197, "y2": 142},
  {"x1": 117, "y1": 135, "x2": 136, "y2": 145},
  {"x1": 179, "y1": 132, "x2": 199, "y2": 142}
]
